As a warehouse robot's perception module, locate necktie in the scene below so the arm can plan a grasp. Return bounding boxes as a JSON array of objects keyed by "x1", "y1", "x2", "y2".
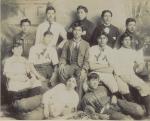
[{"x1": 47, "y1": 23, "x2": 51, "y2": 32}]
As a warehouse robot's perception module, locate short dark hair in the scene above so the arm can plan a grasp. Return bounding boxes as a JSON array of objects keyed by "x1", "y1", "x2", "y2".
[
  {"x1": 43, "y1": 31, "x2": 53, "y2": 37},
  {"x1": 20, "y1": 18, "x2": 31, "y2": 26},
  {"x1": 72, "y1": 22, "x2": 84, "y2": 31},
  {"x1": 101, "y1": 10, "x2": 113, "y2": 18},
  {"x1": 87, "y1": 73, "x2": 99, "y2": 81},
  {"x1": 46, "y1": 6, "x2": 56, "y2": 14},
  {"x1": 77, "y1": 5, "x2": 88, "y2": 13},
  {"x1": 120, "y1": 33, "x2": 132, "y2": 45},
  {"x1": 97, "y1": 32, "x2": 108, "y2": 40},
  {"x1": 126, "y1": 18, "x2": 136, "y2": 26}
]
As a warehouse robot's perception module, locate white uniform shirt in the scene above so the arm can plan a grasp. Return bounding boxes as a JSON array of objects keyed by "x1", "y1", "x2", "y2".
[
  {"x1": 3, "y1": 56, "x2": 41, "y2": 91},
  {"x1": 42, "y1": 83, "x2": 79, "y2": 117},
  {"x1": 89, "y1": 45, "x2": 115, "y2": 70},
  {"x1": 35, "y1": 21, "x2": 67, "y2": 46},
  {"x1": 29, "y1": 44, "x2": 59, "y2": 65},
  {"x1": 113, "y1": 47, "x2": 144, "y2": 75}
]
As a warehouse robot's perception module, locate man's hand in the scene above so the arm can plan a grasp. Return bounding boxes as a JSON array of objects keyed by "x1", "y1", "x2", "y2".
[
  {"x1": 135, "y1": 64, "x2": 144, "y2": 73},
  {"x1": 111, "y1": 95, "x2": 117, "y2": 104},
  {"x1": 57, "y1": 40, "x2": 66, "y2": 49},
  {"x1": 59, "y1": 64, "x2": 65, "y2": 73},
  {"x1": 83, "y1": 81, "x2": 88, "y2": 92},
  {"x1": 44, "y1": 104, "x2": 49, "y2": 118},
  {"x1": 80, "y1": 69, "x2": 87, "y2": 81}
]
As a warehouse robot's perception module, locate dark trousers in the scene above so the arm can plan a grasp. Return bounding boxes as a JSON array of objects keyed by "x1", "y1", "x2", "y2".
[{"x1": 59, "y1": 64, "x2": 86, "y2": 101}]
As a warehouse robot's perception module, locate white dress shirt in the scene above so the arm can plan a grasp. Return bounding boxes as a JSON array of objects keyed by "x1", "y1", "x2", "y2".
[{"x1": 35, "y1": 20, "x2": 67, "y2": 46}]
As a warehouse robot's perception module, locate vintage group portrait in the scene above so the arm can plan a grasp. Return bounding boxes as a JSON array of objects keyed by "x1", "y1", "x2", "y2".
[{"x1": 1, "y1": 0, "x2": 150, "y2": 120}]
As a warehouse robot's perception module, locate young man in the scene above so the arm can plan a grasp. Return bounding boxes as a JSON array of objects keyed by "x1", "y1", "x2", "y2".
[
  {"x1": 115, "y1": 18, "x2": 143, "y2": 50},
  {"x1": 81, "y1": 73, "x2": 145, "y2": 120},
  {"x1": 67, "y1": 5, "x2": 95, "y2": 45},
  {"x1": 42, "y1": 76, "x2": 79, "y2": 119},
  {"x1": 91, "y1": 10, "x2": 120, "y2": 48},
  {"x1": 89, "y1": 33, "x2": 123, "y2": 96},
  {"x1": 35, "y1": 6, "x2": 67, "y2": 49},
  {"x1": 3, "y1": 39, "x2": 43, "y2": 116},
  {"x1": 113, "y1": 33, "x2": 150, "y2": 117},
  {"x1": 13, "y1": 18, "x2": 35, "y2": 58},
  {"x1": 29, "y1": 31, "x2": 59, "y2": 88},
  {"x1": 21, "y1": 76, "x2": 79, "y2": 120},
  {"x1": 59, "y1": 22, "x2": 89, "y2": 100}
]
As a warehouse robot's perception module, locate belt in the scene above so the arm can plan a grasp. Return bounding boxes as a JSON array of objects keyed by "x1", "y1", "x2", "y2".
[{"x1": 35, "y1": 62, "x2": 52, "y2": 66}]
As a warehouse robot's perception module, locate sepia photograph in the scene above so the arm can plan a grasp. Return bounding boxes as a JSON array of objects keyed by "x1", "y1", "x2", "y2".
[{"x1": 1, "y1": 0, "x2": 150, "y2": 120}]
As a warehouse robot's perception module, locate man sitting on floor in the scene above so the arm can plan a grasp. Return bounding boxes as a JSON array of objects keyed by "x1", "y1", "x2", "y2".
[
  {"x1": 3, "y1": 39, "x2": 44, "y2": 118},
  {"x1": 81, "y1": 73, "x2": 145, "y2": 120}
]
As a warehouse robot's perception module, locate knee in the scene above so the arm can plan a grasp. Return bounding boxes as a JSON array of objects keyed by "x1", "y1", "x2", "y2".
[
  {"x1": 22, "y1": 107, "x2": 44, "y2": 120},
  {"x1": 14, "y1": 95, "x2": 42, "y2": 112}
]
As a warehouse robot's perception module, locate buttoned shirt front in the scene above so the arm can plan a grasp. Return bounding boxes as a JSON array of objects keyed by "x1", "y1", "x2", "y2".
[{"x1": 35, "y1": 21, "x2": 67, "y2": 46}]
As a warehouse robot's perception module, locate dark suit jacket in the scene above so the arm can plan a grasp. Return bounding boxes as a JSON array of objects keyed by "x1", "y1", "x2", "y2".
[
  {"x1": 91, "y1": 24, "x2": 120, "y2": 48},
  {"x1": 60, "y1": 39, "x2": 90, "y2": 71}
]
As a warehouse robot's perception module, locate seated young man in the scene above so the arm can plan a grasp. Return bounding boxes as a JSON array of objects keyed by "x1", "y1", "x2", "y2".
[
  {"x1": 22, "y1": 76, "x2": 79, "y2": 120},
  {"x1": 113, "y1": 33, "x2": 150, "y2": 117},
  {"x1": 3, "y1": 39, "x2": 43, "y2": 116},
  {"x1": 81, "y1": 73, "x2": 145, "y2": 120},
  {"x1": 29, "y1": 31, "x2": 59, "y2": 88},
  {"x1": 59, "y1": 22, "x2": 89, "y2": 100},
  {"x1": 89, "y1": 33, "x2": 125, "y2": 97}
]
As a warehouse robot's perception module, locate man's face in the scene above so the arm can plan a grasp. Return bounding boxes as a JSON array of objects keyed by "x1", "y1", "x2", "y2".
[
  {"x1": 126, "y1": 21, "x2": 136, "y2": 33},
  {"x1": 103, "y1": 12, "x2": 112, "y2": 25},
  {"x1": 77, "y1": 9, "x2": 87, "y2": 20},
  {"x1": 73, "y1": 26, "x2": 83, "y2": 39},
  {"x1": 66, "y1": 77, "x2": 77, "y2": 89},
  {"x1": 21, "y1": 22, "x2": 30, "y2": 33},
  {"x1": 122, "y1": 36, "x2": 132, "y2": 48},
  {"x1": 88, "y1": 78, "x2": 99, "y2": 89},
  {"x1": 98, "y1": 35, "x2": 108, "y2": 47},
  {"x1": 46, "y1": 10, "x2": 55, "y2": 23},
  {"x1": 43, "y1": 34, "x2": 53, "y2": 45},
  {"x1": 12, "y1": 46, "x2": 23, "y2": 56}
]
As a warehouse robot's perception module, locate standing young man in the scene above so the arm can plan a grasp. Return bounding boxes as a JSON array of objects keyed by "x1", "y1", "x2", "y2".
[
  {"x1": 67, "y1": 5, "x2": 95, "y2": 45},
  {"x1": 13, "y1": 18, "x2": 35, "y2": 58},
  {"x1": 91, "y1": 10, "x2": 120, "y2": 48},
  {"x1": 59, "y1": 22, "x2": 89, "y2": 100},
  {"x1": 35, "y1": 6, "x2": 67, "y2": 49},
  {"x1": 115, "y1": 18, "x2": 143, "y2": 50}
]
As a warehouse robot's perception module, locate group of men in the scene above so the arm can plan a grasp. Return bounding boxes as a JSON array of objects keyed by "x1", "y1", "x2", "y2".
[{"x1": 2, "y1": 5, "x2": 150, "y2": 120}]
